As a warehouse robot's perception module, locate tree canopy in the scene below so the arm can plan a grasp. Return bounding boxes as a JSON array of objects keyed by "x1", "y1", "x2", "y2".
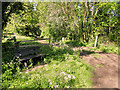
[{"x1": 2, "y1": 1, "x2": 120, "y2": 43}]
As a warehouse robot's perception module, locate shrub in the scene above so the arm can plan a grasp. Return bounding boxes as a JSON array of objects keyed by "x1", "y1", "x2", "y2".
[
  {"x1": 2, "y1": 58, "x2": 20, "y2": 86},
  {"x1": 65, "y1": 41, "x2": 86, "y2": 47}
]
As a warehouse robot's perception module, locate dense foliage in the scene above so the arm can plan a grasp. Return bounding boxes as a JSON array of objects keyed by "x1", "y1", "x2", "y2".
[
  {"x1": 3, "y1": 2, "x2": 120, "y2": 43},
  {"x1": 2, "y1": 1, "x2": 119, "y2": 89}
]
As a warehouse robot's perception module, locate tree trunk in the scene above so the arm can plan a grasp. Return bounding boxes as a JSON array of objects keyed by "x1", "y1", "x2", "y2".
[{"x1": 91, "y1": 2, "x2": 95, "y2": 39}]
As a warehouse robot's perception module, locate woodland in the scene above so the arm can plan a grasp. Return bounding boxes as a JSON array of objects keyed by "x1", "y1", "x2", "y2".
[{"x1": 2, "y1": 1, "x2": 120, "y2": 88}]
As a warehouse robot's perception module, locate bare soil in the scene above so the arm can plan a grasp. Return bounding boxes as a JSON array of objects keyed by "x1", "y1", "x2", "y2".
[
  {"x1": 22, "y1": 40, "x2": 118, "y2": 88},
  {"x1": 72, "y1": 46, "x2": 118, "y2": 88},
  {"x1": 82, "y1": 53, "x2": 118, "y2": 88},
  {"x1": 23, "y1": 64, "x2": 48, "y2": 72}
]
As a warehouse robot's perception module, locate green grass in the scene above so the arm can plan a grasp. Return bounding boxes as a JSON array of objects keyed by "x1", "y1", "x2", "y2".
[
  {"x1": 2, "y1": 35, "x2": 34, "y2": 43},
  {"x1": 65, "y1": 40, "x2": 87, "y2": 47},
  {"x1": 95, "y1": 64, "x2": 103, "y2": 68},
  {"x1": 87, "y1": 42, "x2": 119, "y2": 55},
  {"x1": 91, "y1": 53, "x2": 101, "y2": 59},
  {"x1": 19, "y1": 41, "x2": 40, "y2": 45},
  {"x1": 91, "y1": 53, "x2": 100, "y2": 55},
  {"x1": 100, "y1": 45, "x2": 119, "y2": 54},
  {"x1": 2, "y1": 44, "x2": 94, "y2": 88},
  {"x1": 3, "y1": 59, "x2": 93, "y2": 88},
  {"x1": 4, "y1": 38, "x2": 119, "y2": 88},
  {"x1": 16, "y1": 35, "x2": 34, "y2": 41}
]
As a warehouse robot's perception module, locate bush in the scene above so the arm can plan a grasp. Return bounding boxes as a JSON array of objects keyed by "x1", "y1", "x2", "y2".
[
  {"x1": 99, "y1": 45, "x2": 118, "y2": 54},
  {"x1": 101, "y1": 47, "x2": 109, "y2": 53},
  {"x1": 65, "y1": 41, "x2": 86, "y2": 47},
  {"x1": 44, "y1": 47, "x2": 74, "y2": 63},
  {"x1": 2, "y1": 58, "x2": 20, "y2": 85},
  {"x1": 2, "y1": 40, "x2": 21, "y2": 86}
]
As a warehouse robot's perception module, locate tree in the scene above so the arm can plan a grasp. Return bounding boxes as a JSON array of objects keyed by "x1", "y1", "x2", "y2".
[{"x1": 3, "y1": 2, "x2": 119, "y2": 44}]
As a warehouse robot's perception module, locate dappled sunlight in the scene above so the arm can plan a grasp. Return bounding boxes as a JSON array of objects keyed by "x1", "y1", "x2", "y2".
[{"x1": 2, "y1": 1, "x2": 119, "y2": 88}]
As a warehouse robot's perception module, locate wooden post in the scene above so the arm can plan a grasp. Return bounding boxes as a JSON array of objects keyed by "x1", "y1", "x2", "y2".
[
  {"x1": 94, "y1": 35, "x2": 98, "y2": 47},
  {"x1": 62, "y1": 37, "x2": 65, "y2": 45}
]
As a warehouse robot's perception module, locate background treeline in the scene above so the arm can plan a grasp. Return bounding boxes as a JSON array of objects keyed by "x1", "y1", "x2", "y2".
[{"x1": 2, "y1": 2, "x2": 120, "y2": 44}]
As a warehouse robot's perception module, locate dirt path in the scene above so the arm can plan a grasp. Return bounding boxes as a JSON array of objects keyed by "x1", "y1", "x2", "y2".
[
  {"x1": 82, "y1": 53, "x2": 118, "y2": 88},
  {"x1": 72, "y1": 46, "x2": 118, "y2": 88},
  {"x1": 23, "y1": 64, "x2": 48, "y2": 72},
  {"x1": 21, "y1": 40, "x2": 118, "y2": 88}
]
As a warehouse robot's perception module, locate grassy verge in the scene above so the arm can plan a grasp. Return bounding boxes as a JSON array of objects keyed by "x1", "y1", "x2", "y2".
[
  {"x1": 3, "y1": 55, "x2": 93, "y2": 88},
  {"x1": 86, "y1": 41, "x2": 119, "y2": 55},
  {"x1": 2, "y1": 35, "x2": 34, "y2": 43},
  {"x1": 15, "y1": 35, "x2": 34, "y2": 41},
  {"x1": 2, "y1": 44, "x2": 94, "y2": 88},
  {"x1": 19, "y1": 41, "x2": 40, "y2": 45}
]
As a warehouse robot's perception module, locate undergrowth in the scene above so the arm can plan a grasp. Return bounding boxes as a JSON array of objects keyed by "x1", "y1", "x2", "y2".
[
  {"x1": 86, "y1": 40, "x2": 119, "y2": 55},
  {"x1": 2, "y1": 43, "x2": 94, "y2": 88},
  {"x1": 2, "y1": 37, "x2": 118, "y2": 88},
  {"x1": 2, "y1": 53, "x2": 93, "y2": 88}
]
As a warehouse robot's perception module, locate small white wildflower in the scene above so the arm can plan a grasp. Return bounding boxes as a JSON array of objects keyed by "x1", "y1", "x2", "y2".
[
  {"x1": 61, "y1": 72, "x2": 66, "y2": 75},
  {"x1": 67, "y1": 70, "x2": 70, "y2": 72},
  {"x1": 25, "y1": 72, "x2": 28, "y2": 74},
  {"x1": 50, "y1": 82, "x2": 52, "y2": 85},
  {"x1": 46, "y1": 68, "x2": 48, "y2": 71},
  {"x1": 26, "y1": 82, "x2": 28, "y2": 84},
  {"x1": 64, "y1": 76, "x2": 68, "y2": 80},
  {"x1": 19, "y1": 72, "x2": 21, "y2": 74},
  {"x1": 48, "y1": 79, "x2": 51, "y2": 82},
  {"x1": 36, "y1": 74, "x2": 40, "y2": 76},
  {"x1": 56, "y1": 85, "x2": 59, "y2": 88},
  {"x1": 72, "y1": 75, "x2": 75, "y2": 79},
  {"x1": 10, "y1": 62, "x2": 12, "y2": 64},
  {"x1": 68, "y1": 74, "x2": 71, "y2": 78},
  {"x1": 22, "y1": 76, "x2": 25, "y2": 78},
  {"x1": 53, "y1": 67, "x2": 55, "y2": 69},
  {"x1": 70, "y1": 58, "x2": 72, "y2": 60},
  {"x1": 66, "y1": 53, "x2": 69, "y2": 56},
  {"x1": 67, "y1": 86, "x2": 70, "y2": 88},
  {"x1": 53, "y1": 64, "x2": 55, "y2": 66}
]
